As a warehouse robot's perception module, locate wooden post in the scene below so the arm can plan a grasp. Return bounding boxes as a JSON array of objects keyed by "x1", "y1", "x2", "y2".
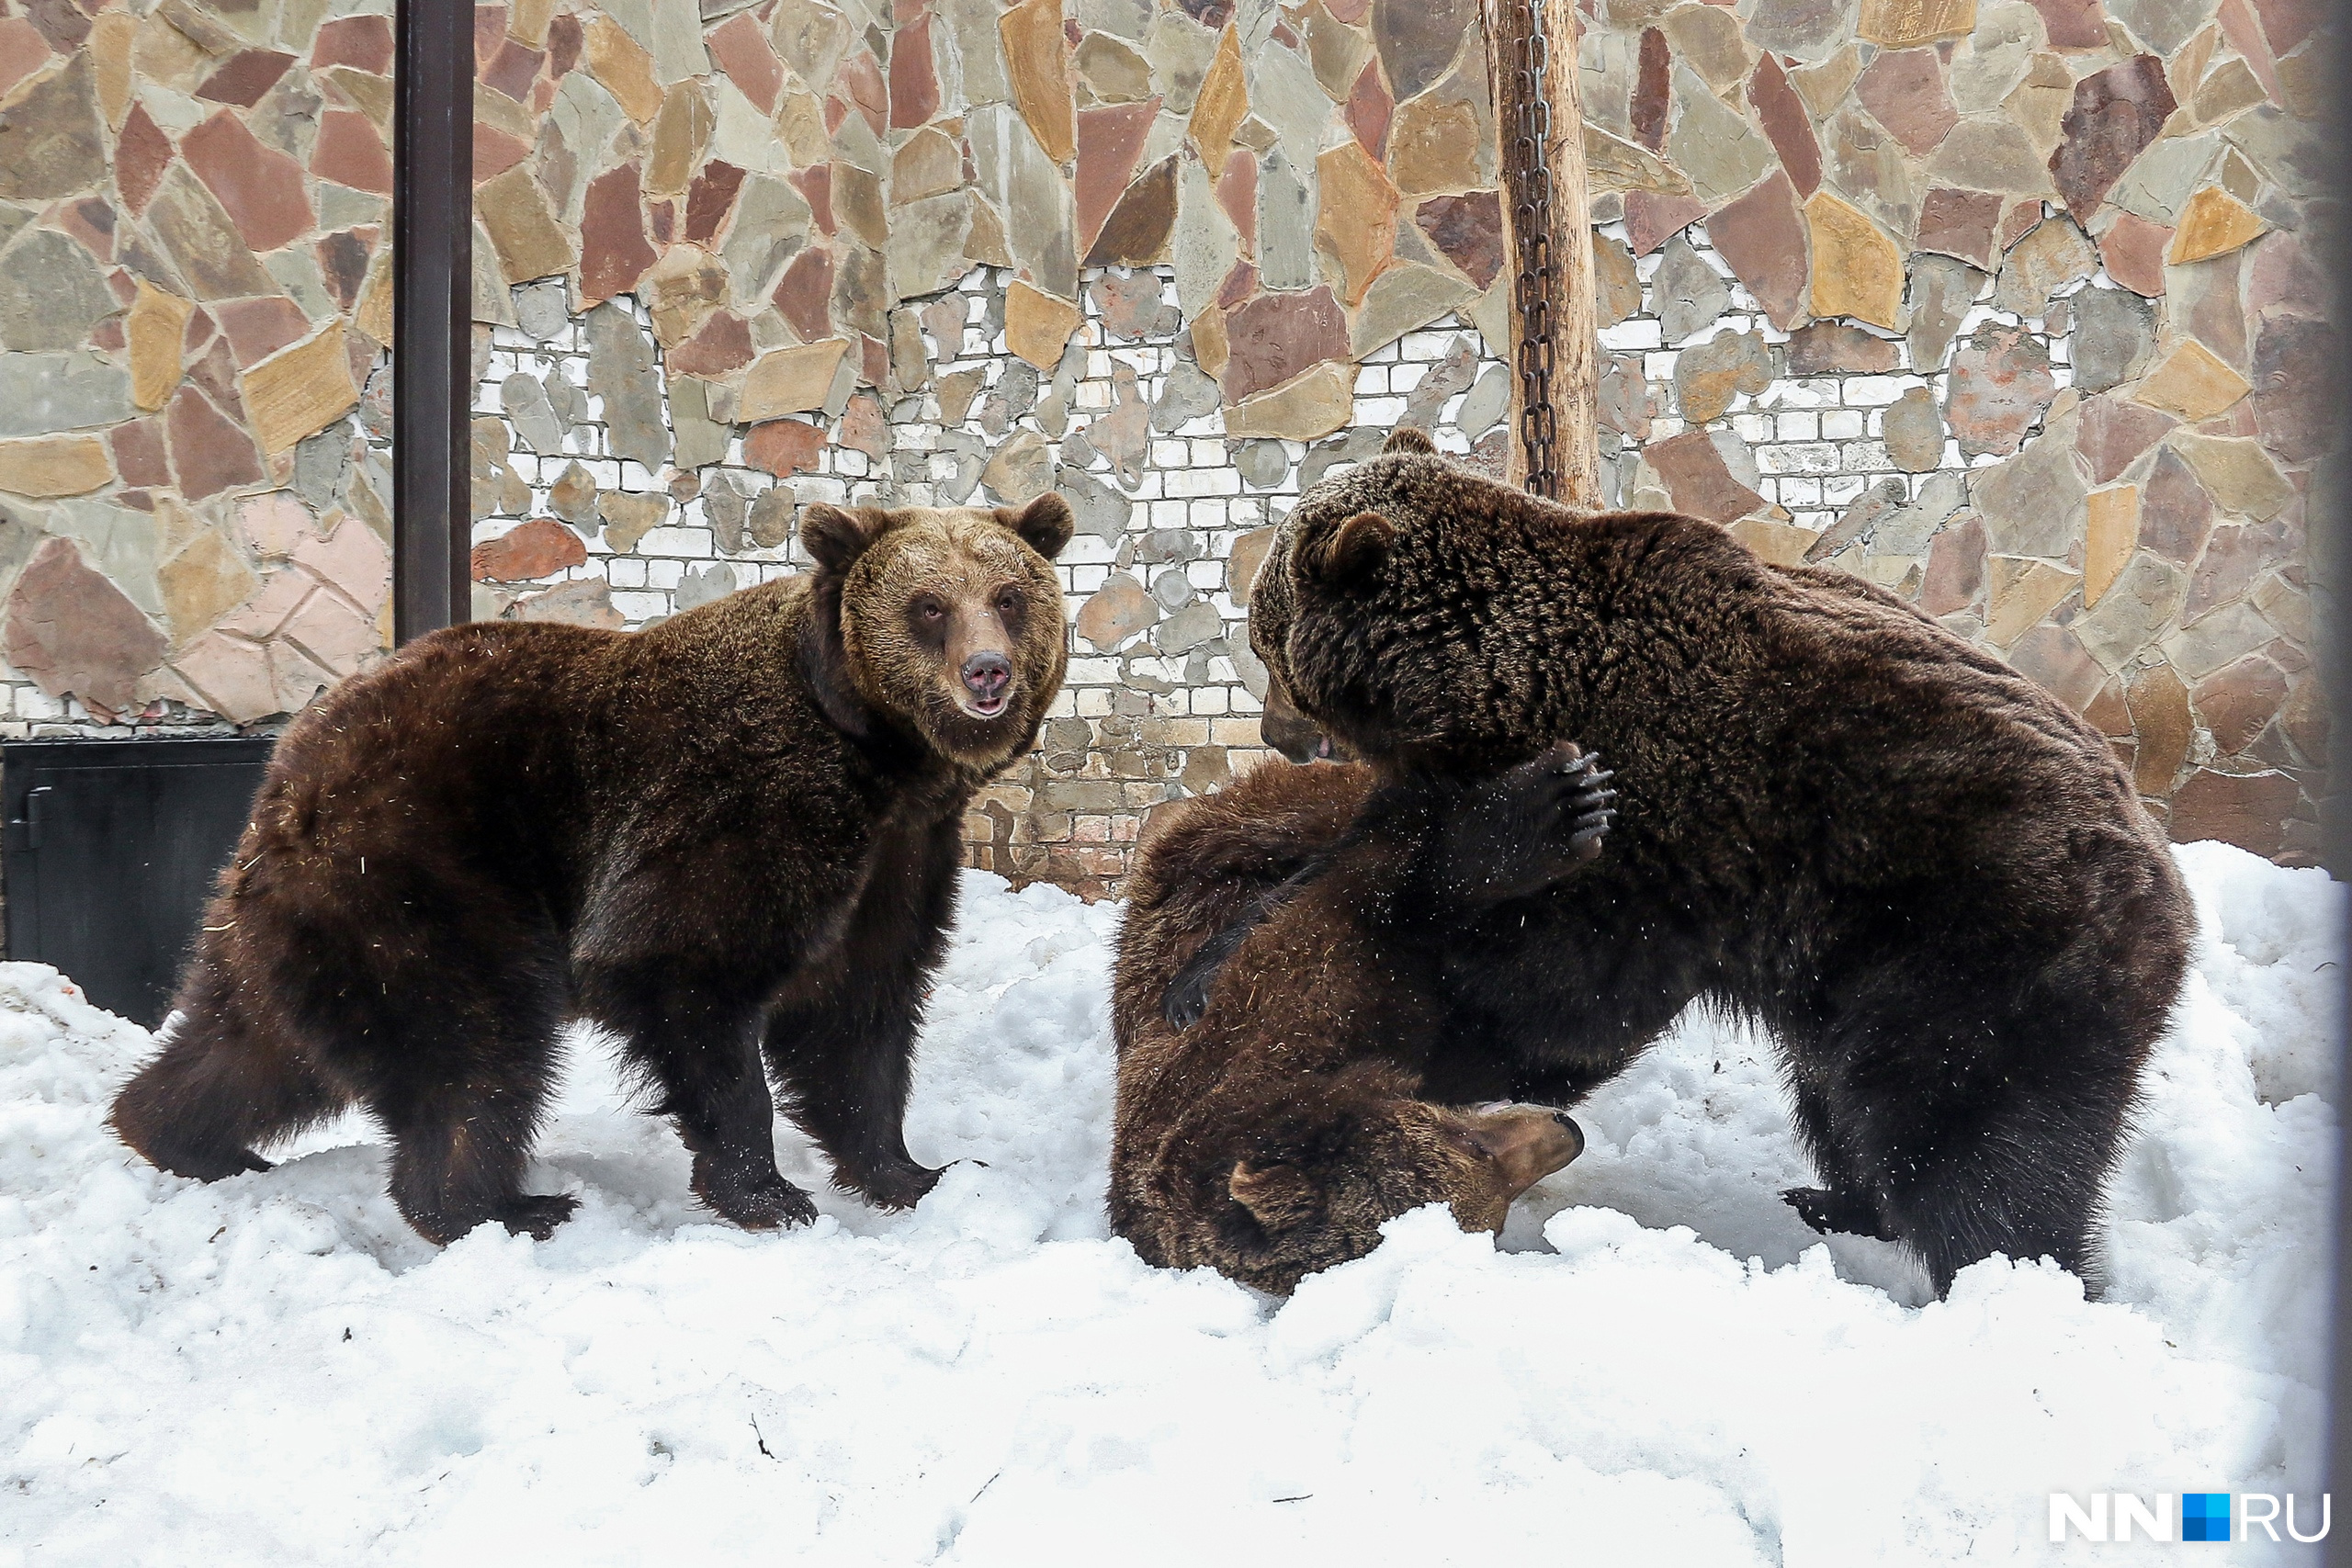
[{"x1": 1482, "y1": 0, "x2": 1601, "y2": 509}]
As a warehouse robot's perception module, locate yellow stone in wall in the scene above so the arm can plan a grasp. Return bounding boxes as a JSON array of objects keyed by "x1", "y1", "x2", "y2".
[
  {"x1": 128, "y1": 280, "x2": 192, "y2": 412},
  {"x1": 1188, "y1": 26, "x2": 1247, "y2": 171},
  {"x1": 2166, "y1": 186, "x2": 2267, "y2": 265},
  {"x1": 0, "y1": 435, "x2": 112, "y2": 498},
  {"x1": 2132, "y1": 339, "x2": 2250, "y2": 422},
  {"x1": 741, "y1": 338, "x2": 853, "y2": 421},
  {"x1": 1316, "y1": 141, "x2": 1399, "y2": 307},
  {"x1": 243, "y1": 328, "x2": 361, "y2": 457},
  {"x1": 2084, "y1": 484, "x2": 2140, "y2": 607},
  {"x1": 1859, "y1": 0, "x2": 1976, "y2": 47},
  {"x1": 1005, "y1": 281, "x2": 1082, "y2": 372},
  {"x1": 1727, "y1": 518, "x2": 1823, "y2": 566},
  {"x1": 1001, "y1": 0, "x2": 1075, "y2": 165},
  {"x1": 88, "y1": 11, "x2": 136, "y2": 128},
  {"x1": 583, "y1": 14, "x2": 664, "y2": 124},
  {"x1": 1984, "y1": 557, "x2": 2078, "y2": 646},
  {"x1": 1804, "y1": 191, "x2": 1904, "y2": 331},
  {"x1": 1224, "y1": 362, "x2": 1355, "y2": 442}
]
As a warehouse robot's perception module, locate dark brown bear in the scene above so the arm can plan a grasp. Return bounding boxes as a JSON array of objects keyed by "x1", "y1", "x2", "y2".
[
  {"x1": 1112, "y1": 746, "x2": 1611, "y2": 1293},
  {"x1": 111, "y1": 496, "x2": 1074, "y2": 1244},
  {"x1": 1177, "y1": 428, "x2": 2193, "y2": 1295}
]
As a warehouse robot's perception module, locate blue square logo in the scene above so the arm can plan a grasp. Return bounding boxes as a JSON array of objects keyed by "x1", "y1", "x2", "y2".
[{"x1": 2183, "y1": 1493, "x2": 2232, "y2": 1542}]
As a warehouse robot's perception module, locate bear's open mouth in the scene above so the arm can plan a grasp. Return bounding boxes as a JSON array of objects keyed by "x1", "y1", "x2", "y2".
[{"x1": 957, "y1": 689, "x2": 1012, "y2": 719}]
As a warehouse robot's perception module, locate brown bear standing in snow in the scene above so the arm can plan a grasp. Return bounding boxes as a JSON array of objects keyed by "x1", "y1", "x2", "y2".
[
  {"x1": 1112, "y1": 746, "x2": 1611, "y2": 1293},
  {"x1": 1169, "y1": 430, "x2": 2193, "y2": 1295},
  {"x1": 111, "y1": 497, "x2": 1073, "y2": 1244}
]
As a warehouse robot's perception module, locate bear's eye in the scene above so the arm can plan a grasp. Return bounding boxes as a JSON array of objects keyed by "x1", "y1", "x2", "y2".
[
  {"x1": 917, "y1": 601, "x2": 945, "y2": 622},
  {"x1": 994, "y1": 588, "x2": 1021, "y2": 616}
]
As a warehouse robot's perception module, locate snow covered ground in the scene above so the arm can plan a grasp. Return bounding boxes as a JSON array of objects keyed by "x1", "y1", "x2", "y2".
[{"x1": 1, "y1": 842, "x2": 2340, "y2": 1565}]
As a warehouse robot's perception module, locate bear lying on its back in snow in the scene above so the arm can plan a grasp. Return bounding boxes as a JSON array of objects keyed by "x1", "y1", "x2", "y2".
[
  {"x1": 1133, "y1": 429, "x2": 2191, "y2": 1295},
  {"x1": 114, "y1": 497, "x2": 1074, "y2": 1245}
]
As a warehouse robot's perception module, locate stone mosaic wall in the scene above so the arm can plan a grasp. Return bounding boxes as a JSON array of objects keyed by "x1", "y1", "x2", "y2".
[
  {"x1": 463, "y1": 0, "x2": 2337, "y2": 886},
  {"x1": 0, "y1": 0, "x2": 398, "y2": 736},
  {"x1": 5, "y1": 0, "x2": 2333, "y2": 892}
]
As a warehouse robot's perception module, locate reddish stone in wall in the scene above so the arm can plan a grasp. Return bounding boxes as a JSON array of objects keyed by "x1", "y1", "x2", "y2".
[
  {"x1": 1414, "y1": 191, "x2": 1503, "y2": 289},
  {"x1": 1748, "y1": 54, "x2": 1821, "y2": 197},
  {"x1": 2251, "y1": 313, "x2": 2336, "y2": 466},
  {"x1": 708, "y1": 13, "x2": 783, "y2": 114},
  {"x1": 197, "y1": 50, "x2": 295, "y2": 107},
  {"x1": 1625, "y1": 190, "x2": 1708, "y2": 258},
  {"x1": 772, "y1": 246, "x2": 835, "y2": 342},
  {"x1": 1220, "y1": 286, "x2": 1350, "y2": 403},
  {"x1": 481, "y1": 39, "x2": 542, "y2": 104},
  {"x1": 546, "y1": 12, "x2": 582, "y2": 76},
  {"x1": 184, "y1": 110, "x2": 312, "y2": 254},
  {"x1": 1345, "y1": 58, "x2": 1391, "y2": 161},
  {"x1": 3, "y1": 537, "x2": 167, "y2": 719},
  {"x1": 217, "y1": 296, "x2": 311, "y2": 367},
  {"x1": 2168, "y1": 768, "x2": 2301, "y2": 855},
  {"x1": 317, "y1": 229, "x2": 373, "y2": 310},
  {"x1": 473, "y1": 121, "x2": 531, "y2": 184},
  {"x1": 311, "y1": 107, "x2": 394, "y2": 195},
  {"x1": 110, "y1": 417, "x2": 171, "y2": 489},
  {"x1": 1917, "y1": 187, "x2": 2000, "y2": 269},
  {"x1": 116, "y1": 103, "x2": 174, "y2": 217},
  {"x1": 313, "y1": 15, "x2": 393, "y2": 73},
  {"x1": 685, "y1": 161, "x2": 746, "y2": 246},
  {"x1": 2050, "y1": 56, "x2": 2175, "y2": 222},
  {"x1": 1704, "y1": 171, "x2": 1806, "y2": 327},
  {"x1": 1074, "y1": 101, "x2": 1156, "y2": 254},
  {"x1": 669, "y1": 310, "x2": 754, "y2": 377},
  {"x1": 1631, "y1": 28, "x2": 1669, "y2": 151},
  {"x1": 472, "y1": 518, "x2": 587, "y2": 582},
  {"x1": 1216, "y1": 148, "x2": 1257, "y2": 251},
  {"x1": 1646, "y1": 430, "x2": 1770, "y2": 524},
  {"x1": 793, "y1": 164, "x2": 834, "y2": 235},
  {"x1": 888, "y1": 13, "x2": 939, "y2": 129},
  {"x1": 166, "y1": 384, "x2": 263, "y2": 502},
  {"x1": 580, "y1": 161, "x2": 657, "y2": 303},
  {"x1": 743, "y1": 418, "x2": 826, "y2": 476},
  {"x1": 475, "y1": 6, "x2": 512, "y2": 69},
  {"x1": 0, "y1": 17, "x2": 49, "y2": 102},
  {"x1": 2029, "y1": 0, "x2": 2110, "y2": 47}
]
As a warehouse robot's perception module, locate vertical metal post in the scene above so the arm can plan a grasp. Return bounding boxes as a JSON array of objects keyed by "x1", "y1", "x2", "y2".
[{"x1": 391, "y1": 0, "x2": 473, "y2": 642}]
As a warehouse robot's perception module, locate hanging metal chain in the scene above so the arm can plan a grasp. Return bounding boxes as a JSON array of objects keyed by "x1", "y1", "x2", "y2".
[{"x1": 1510, "y1": 0, "x2": 1559, "y2": 502}]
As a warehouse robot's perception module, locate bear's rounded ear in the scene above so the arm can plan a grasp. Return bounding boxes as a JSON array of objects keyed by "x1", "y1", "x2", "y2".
[
  {"x1": 801, "y1": 503, "x2": 880, "y2": 575},
  {"x1": 1382, "y1": 427, "x2": 1436, "y2": 455},
  {"x1": 1302, "y1": 510, "x2": 1394, "y2": 590},
  {"x1": 1229, "y1": 1160, "x2": 1320, "y2": 1228},
  {"x1": 995, "y1": 491, "x2": 1075, "y2": 560}
]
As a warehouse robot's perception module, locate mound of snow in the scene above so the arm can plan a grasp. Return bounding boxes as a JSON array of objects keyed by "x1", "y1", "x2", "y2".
[{"x1": 0, "y1": 847, "x2": 2338, "y2": 1565}]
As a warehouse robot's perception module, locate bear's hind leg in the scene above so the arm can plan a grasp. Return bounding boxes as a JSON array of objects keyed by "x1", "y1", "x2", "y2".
[
  {"x1": 345, "y1": 945, "x2": 576, "y2": 1244},
  {"x1": 1807, "y1": 1006, "x2": 2134, "y2": 1296},
  {"x1": 1780, "y1": 1075, "x2": 1900, "y2": 1243},
  {"x1": 111, "y1": 953, "x2": 345, "y2": 1181}
]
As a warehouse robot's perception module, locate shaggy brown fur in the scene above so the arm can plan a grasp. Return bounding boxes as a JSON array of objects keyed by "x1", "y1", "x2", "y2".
[
  {"x1": 1112, "y1": 749, "x2": 1611, "y2": 1293},
  {"x1": 112, "y1": 497, "x2": 1073, "y2": 1244},
  {"x1": 1183, "y1": 429, "x2": 2193, "y2": 1295}
]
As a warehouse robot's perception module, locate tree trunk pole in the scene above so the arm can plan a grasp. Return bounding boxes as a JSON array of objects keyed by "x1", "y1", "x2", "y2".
[{"x1": 1482, "y1": 0, "x2": 1601, "y2": 509}]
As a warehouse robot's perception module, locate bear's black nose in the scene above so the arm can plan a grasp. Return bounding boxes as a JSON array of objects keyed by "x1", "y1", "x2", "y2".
[{"x1": 962, "y1": 651, "x2": 1012, "y2": 700}]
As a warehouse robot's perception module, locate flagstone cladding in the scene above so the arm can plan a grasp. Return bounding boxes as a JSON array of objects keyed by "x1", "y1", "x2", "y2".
[{"x1": 0, "y1": 0, "x2": 2332, "y2": 891}]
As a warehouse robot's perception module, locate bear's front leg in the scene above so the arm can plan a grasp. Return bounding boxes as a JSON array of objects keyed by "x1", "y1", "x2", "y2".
[
  {"x1": 762, "y1": 818, "x2": 959, "y2": 1210},
  {"x1": 579, "y1": 962, "x2": 820, "y2": 1230}
]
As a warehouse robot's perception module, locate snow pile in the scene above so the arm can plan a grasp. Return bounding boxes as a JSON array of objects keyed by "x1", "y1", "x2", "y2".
[{"x1": 1, "y1": 844, "x2": 2339, "y2": 1565}]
